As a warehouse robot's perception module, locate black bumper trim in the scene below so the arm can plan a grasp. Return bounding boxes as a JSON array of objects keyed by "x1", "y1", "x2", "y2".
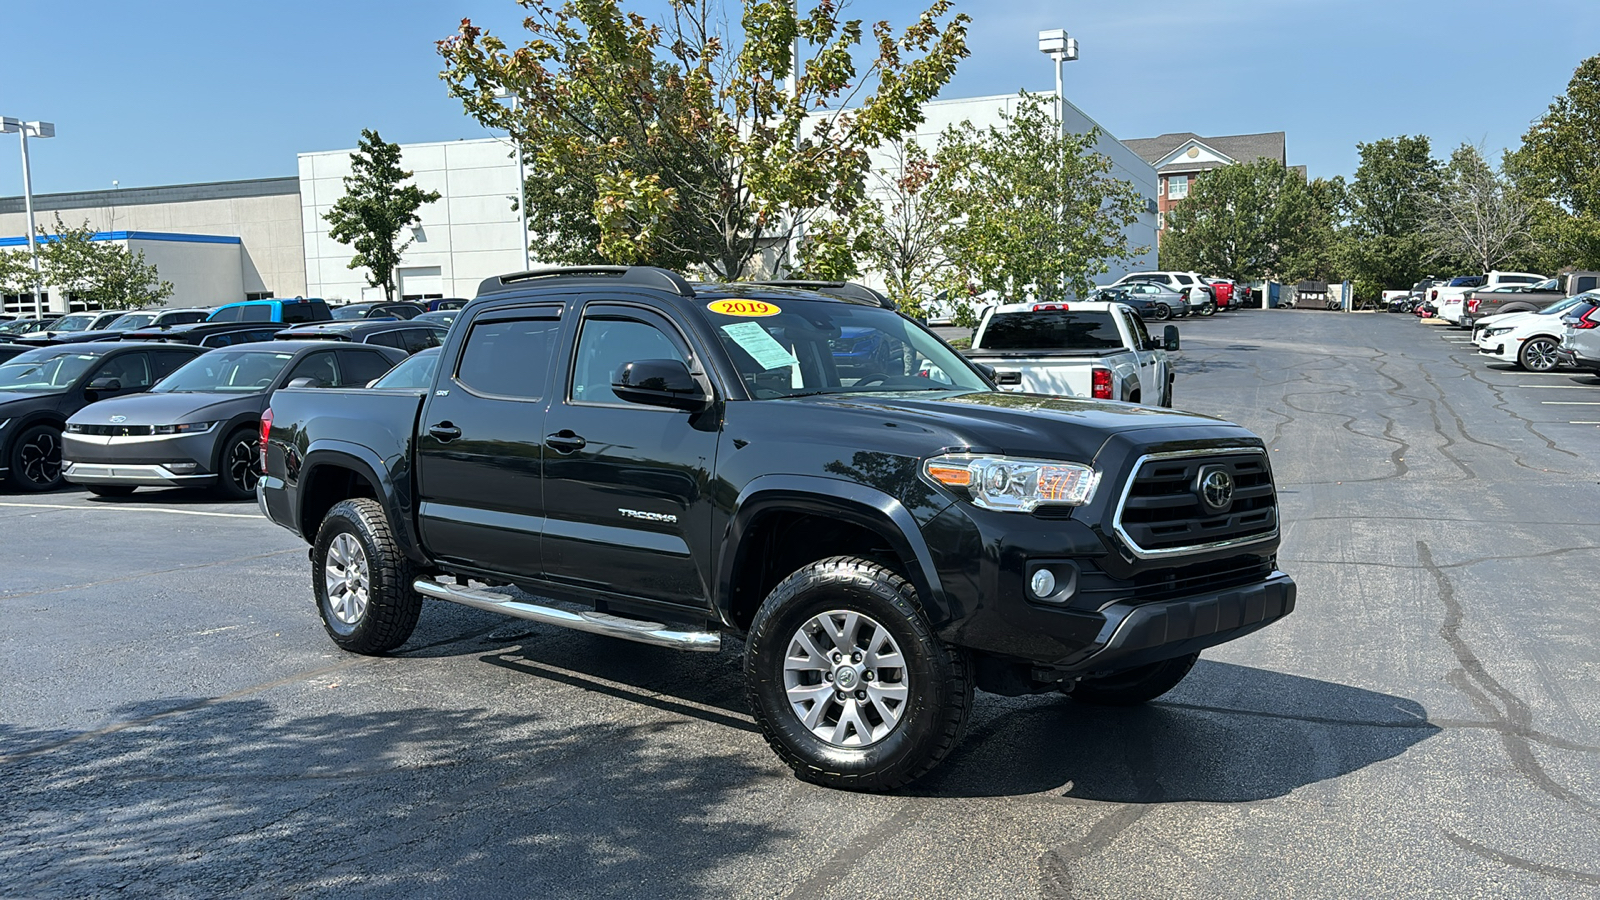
[{"x1": 1058, "y1": 571, "x2": 1296, "y2": 673}]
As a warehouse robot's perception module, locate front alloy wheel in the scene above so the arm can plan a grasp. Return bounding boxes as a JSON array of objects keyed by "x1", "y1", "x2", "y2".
[
  {"x1": 9, "y1": 424, "x2": 64, "y2": 492},
  {"x1": 783, "y1": 611, "x2": 910, "y2": 748},
  {"x1": 1518, "y1": 337, "x2": 1559, "y2": 372}
]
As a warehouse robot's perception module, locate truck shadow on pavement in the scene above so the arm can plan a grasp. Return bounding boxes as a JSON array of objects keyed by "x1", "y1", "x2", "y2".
[{"x1": 918, "y1": 659, "x2": 1439, "y2": 802}]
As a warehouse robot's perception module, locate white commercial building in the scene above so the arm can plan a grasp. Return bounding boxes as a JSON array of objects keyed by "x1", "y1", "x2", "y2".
[{"x1": 298, "y1": 138, "x2": 526, "y2": 303}]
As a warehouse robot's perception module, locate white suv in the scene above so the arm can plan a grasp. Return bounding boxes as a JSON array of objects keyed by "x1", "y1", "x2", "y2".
[{"x1": 1110, "y1": 271, "x2": 1216, "y2": 315}]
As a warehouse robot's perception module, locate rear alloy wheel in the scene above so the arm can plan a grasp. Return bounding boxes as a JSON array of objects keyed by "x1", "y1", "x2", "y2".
[
  {"x1": 312, "y1": 497, "x2": 422, "y2": 654},
  {"x1": 8, "y1": 424, "x2": 64, "y2": 492},
  {"x1": 745, "y1": 556, "x2": 972, "y2": 791},
  {"x1": 212, "y1": 428, "x2": 260, "y2": 500},
  {"x1": 1153, "y1": 303, "x2": 1172, "y2": 321},
  {"x1": 1198, "y1": 300, "x2": 1217, "y2": 317},
  {"x1": 1518, "y1": 336, "x2": 1560, "y2": 372}
]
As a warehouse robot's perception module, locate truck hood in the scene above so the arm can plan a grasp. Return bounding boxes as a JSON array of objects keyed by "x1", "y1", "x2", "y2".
[
  {"x1": 65, "y1": 391, "x2": 263, "y2": 427},
  {"x1": 785, "y1": 390, "x2": 1247, "y2": 462}
]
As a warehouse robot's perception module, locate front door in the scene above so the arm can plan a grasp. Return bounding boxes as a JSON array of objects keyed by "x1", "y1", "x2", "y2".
[
  {"x1": 1119, "y1": 308, "x2": 1164, "y2": 401},
  {"x1": 415, "y1": 305, "x2": 565, "y2": 579},
  {"x1": 540, "y1": 302, "x2": 720, "y2": 608}
]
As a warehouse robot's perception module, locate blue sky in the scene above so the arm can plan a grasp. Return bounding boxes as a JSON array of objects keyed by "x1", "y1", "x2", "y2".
[{"x1": 1, "y1": 0, "x2": 1595, "y2": 196}]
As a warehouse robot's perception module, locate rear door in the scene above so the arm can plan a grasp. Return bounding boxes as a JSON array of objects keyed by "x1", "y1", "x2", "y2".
[
  {"x1": 414, "y1": 304, "x2": 565, "y2": 579},
  {"x1": 539, "y1": 300, "x2": 720, "y2": 607}
]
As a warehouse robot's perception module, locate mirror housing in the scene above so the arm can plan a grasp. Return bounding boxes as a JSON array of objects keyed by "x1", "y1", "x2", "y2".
[
  {"x1": 612, "y1": 359, "x2": 709, "y2": 412},
  {"x1": 84, "y1": 376, "x2": 122, "y2": 400},
  {"x1": 975, "y1": 363, "x2": 998, "y2": 383},
  {"x1": 1163, "y1": 325, "x2": 1180, "y2": 351},
  {"x1": 286, "y1": 376, "x2": 322, "y2": 389}
]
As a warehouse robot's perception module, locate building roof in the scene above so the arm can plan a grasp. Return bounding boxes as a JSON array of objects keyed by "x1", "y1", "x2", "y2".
[
  {"x1": 1123, "y1": 131, "x2": 1288, "y2": 173},
  {"x1": 0, "y1": 177, "x2": 299, "y2": 216}
]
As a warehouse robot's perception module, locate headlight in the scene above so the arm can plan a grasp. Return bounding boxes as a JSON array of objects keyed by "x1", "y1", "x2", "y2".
[
  {"x1": 923, "y1": 454, "x2": 1099, "y2": 511},
  {"x1": 1485, "y1": 327, "x2": 1512, "y2": 336},
  {"x1": 152, "y1": 422, "x2": 217, "y2": 435}
]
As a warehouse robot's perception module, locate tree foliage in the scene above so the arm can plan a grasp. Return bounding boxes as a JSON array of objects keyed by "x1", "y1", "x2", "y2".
[
  {"x1": 934, "y1": 94, "x2": 1144, "y2": 303},
  {"x1": 857, "y1": 140, "x2": 957, "y2": 312},
  {"x1": 437, "y1": 0, "x2": 970, "y2": 279},
  {"x1": 1158, "y1": 158, "x2": 1340, "y2": 283},
  {"x1": 31, "y1": 215, "x2": 172, "y2": 310},
  {"x1": 323, "y1": 129, "x2": 442, "y2": 301},
  {"x1": 0, "y1": 248, "x2": 39, "y2": 296},
  {"x1": 1418, "y1": 143, "x2": 1535, "y2": 273},
  {"x1": 1342, "y1": 135, "x2": 1441, "y2": 295},
  {"x1": 1509, "y1": 54, "x2": 1600, "y2": 269}
]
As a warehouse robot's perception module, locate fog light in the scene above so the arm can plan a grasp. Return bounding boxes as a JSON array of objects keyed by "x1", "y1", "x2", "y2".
[
  {"x1": 1030, "y1": 568, "x2": 1057, "y2": 598},
  {"x1": 166, "y1": 462, "x2": 199, "y2": 472}
]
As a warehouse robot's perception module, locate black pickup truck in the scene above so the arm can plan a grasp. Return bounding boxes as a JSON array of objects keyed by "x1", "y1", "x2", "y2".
[{"x1": 259, "y1": 267, "x2": 1296, "y2": 790}]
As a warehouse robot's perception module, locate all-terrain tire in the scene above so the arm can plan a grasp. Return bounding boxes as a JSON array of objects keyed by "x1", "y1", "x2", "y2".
[
  {"x1": 312, "y1": 498, "x2": 423, "y2": 655},
  {"x1": 744, "y1": 556, "x2": 973, "y2": 791},
  {"x1": 1068, "y1": 652, "x2": 1199, "y2": 706}
]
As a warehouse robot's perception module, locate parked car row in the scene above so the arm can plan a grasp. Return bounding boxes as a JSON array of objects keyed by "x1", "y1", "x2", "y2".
[
  {"x1": 1465, "y1": 292, "x2": 1600, "y2": 373},
  {"x1": 0, "y1": 314, "x2": 454, "y2": 495}
]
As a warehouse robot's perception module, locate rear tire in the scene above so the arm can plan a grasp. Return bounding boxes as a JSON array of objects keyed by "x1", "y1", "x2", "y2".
[
  {"x1": 745, "y1": 556, "x2": 972, "y2": 791},
  {"x1": 87, "y1": 485, "x2": 137, "y2": 498},
  {"x1": 1198, "y1": 301, "x2": 1217, "y2": 317},
  {"x1": 1153, "y1": 303, "x2": 1172, "y2": 321},
  {"x1": 1068, "y1": 652, "x2": 1198, "y2": 706},
  {"x1": 312, "y1": 498, "x2": 422, "y2": 655}
]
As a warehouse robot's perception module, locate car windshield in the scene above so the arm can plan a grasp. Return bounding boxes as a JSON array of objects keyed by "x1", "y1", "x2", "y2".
[
  {"x1": 106, "y1": 313, "x2": 157, "y2": 330},
  {"x1": 48, "y1": 314, "x2": 97, "y2": 332},
  {"x1": 0, "y1": 319, "x2": 45, "y2": 334},
  {"x1": 370, "y1": 349, "x2": 440, "y2": 389},
  {"x1": 154, "y1": 349, "x2": 298, "y2": 393},
  {"x1": 331, "y1": 305, "x2": 369, "y2": 320},
  {"x1": 0, "y1": 351, "x2": 100, "y2": 392},
  {"x1": 978, "y1": 310, "x2": 1125, "y2": 351},
  {"x1": 701, "y1": 298, "x2": 989, "y2": 398}
]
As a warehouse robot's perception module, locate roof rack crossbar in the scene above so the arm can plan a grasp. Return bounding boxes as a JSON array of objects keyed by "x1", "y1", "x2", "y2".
[
  {"x1": 755, "y1": 280, "x2": 895, "y2": 310},
  {"x1": 478, "y1": 266, "x2": 696, "y2": 298}
]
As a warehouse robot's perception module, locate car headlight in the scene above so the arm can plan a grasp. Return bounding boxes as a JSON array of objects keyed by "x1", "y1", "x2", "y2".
[
  {"x1": 923, "y1": 454, "x2": 1099, "y2": 511},
  {"x1": 1485, "y1": 327, "x2": 1512, "y2": 336},
  {"x1": 152, "y1": 422, "x2": 217, "y2": 435}
]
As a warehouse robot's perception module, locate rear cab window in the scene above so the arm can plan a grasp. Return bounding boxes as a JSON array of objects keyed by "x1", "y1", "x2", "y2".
[
  {"x1": 978, "y1": 311, "x2": 1125, "y2": 351},
  {"x1": 454, "y1": 313, "x2": 563, "y2": 400}
]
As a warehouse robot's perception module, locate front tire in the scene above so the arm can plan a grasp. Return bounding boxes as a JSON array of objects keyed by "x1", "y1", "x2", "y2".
[
  {"x1": 1518, "y1": 336, "x2": 1560, "y2": 372},
  {"x1": 312, "y1": 498, "x2": 422, "y2": 655},
  {"x1": 1068, "y1": 652, "x2": 1198, "y2": 706},
  {"x1": 212, "y1": 427, "x2": 261, "y2": 500},
  {"x1": 745, "y1": 556, "x2": 972, "y2": 791},
  {"x1": 8, "y1": 424, "x2": 64, "y2": 492}
]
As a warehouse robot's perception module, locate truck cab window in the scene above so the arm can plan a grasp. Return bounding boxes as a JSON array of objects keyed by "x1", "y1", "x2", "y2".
[
  {"x1": 455, "y1": 317, "x2": 561, "y2": 400},
  {"x1": 571, "y1": 317, "x2": 686, "y2": 404}
]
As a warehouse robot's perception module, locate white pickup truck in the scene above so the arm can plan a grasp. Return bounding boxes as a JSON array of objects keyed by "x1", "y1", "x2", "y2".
[{"x1": 961, "y1": 301, "x2": 1178, "y2": 406}]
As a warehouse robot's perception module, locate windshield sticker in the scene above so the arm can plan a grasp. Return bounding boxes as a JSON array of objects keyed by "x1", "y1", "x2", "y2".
[
  {"x1": 720, "y1": 321, "x2": 799, "y2": 371},
  {"x1": 706, "y1": 298, "x2": 781, "y2": 317}
]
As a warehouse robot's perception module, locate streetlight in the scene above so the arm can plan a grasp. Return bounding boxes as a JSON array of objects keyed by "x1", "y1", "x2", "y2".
[
  {"x1": 1037, "y1": 30, "x2": 1078, "y2": 298},
  {"x1": 491, "y1": 88, "x2": 532, "y2": 273},
  {"x1": 1, "y1": 117, "x2": 56, "y2": 317}
]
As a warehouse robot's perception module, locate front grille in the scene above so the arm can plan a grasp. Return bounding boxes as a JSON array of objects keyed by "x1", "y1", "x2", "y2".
[
  {"x1": 72, "y1": 424, "x2": 155, "y2": 437},
  {"x1": 1076, "y1": 555, "x2": 1276, "y2": 608},
  {"x1": 1114, "y1": 449, "x2": 1277, "y2": 556}
]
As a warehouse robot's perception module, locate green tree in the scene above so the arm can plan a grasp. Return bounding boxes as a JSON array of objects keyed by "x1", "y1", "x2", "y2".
[
  {"x1": 1508, "y1": 55, "x2": 1600, "y2": 269},
  {"x1": 860, "y1": 140, "x2": 960, "y2": 315},
  {"x1": 0, "y1": 249, "x2": 36, "y2": 296},
  {"x1": 1343, "y1": 135, "x2": 1441, "y2": 297},
  {"x1": 437, "y1": 0, "x2": 970, "y2": 279},
  {"x1": 1158, "y1": 158, "x2": 1339, "y2": 282},
  {"x1": 934, "y1": 94, "x2": 1145, "y2": 302},
  {"x1": 37, "y1": 216, "x2": 104, "y2": 302},
  {"x1": 89, "y1": 245, "x2": 173, "y2": 310},
  {"x1": 1418, "y1": 143, "x2": 1536, "y2": 273},
  {"x1": 323, "y1": 129, "x2": 442, "y2": 300}
]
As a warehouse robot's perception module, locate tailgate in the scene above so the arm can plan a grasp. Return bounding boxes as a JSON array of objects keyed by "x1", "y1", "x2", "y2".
[{"x1": 986, "y1": 361, "x2": 1093, "y2": 397}]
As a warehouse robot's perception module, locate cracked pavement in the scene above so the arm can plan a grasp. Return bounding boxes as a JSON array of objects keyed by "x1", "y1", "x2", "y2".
[{"x1": 2, "y1": 309, "x2": 1598, "y2": 898}]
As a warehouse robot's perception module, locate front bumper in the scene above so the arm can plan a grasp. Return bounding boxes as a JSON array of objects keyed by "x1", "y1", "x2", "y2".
[
  {"x1": 63, "y1": 462, "x2": 216, "y2": 486},
  {"x1": 62, "y1": 431, "x2": 220, "y2": 486}
]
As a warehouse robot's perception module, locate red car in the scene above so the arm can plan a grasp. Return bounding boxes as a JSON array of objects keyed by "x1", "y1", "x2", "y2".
[{"x1": 1206, "y1": 279, "x2": 1236, "y2": 310}]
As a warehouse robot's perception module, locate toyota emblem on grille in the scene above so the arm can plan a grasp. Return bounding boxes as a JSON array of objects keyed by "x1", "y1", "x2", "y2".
[{"x1": 1197, "y1": 466, "x2": 1234, "y2": 512}]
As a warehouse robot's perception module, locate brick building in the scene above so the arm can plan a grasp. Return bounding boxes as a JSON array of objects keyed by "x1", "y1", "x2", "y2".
[{"x1": 1121, "y1": 132, "x2": 1293, "y2": 238}]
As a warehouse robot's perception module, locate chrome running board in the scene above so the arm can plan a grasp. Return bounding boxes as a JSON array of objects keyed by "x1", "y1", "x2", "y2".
[{"x1": 412, "y1": 578, "x2": 721, "y2": 652}]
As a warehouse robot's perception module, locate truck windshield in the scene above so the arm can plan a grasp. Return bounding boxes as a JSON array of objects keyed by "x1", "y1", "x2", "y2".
[
  {"x1": 154, "y1": 349, "x2": 298, "y2": 393},
  {"x1": 0, "y1": 351, "x2": 99, "y2": 392},
  {"x1": 978, "y1": 311, "x2": 1124, "y2": 351},
  {"x1": 702, "y1": 299, "x2": 989, "y2": 398}
]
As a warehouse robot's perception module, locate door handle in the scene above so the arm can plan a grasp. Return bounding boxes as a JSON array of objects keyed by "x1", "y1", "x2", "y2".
[
  {"x1": 545, "y1": 430, "x2": 587, "y2": 453},
  {"x1": 428, "y1": 422, "x2": 462, "y2": 442}
]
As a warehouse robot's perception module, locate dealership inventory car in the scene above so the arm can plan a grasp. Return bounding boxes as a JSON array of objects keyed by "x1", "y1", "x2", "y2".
[
  {"x1": 1472, "y1": 294, "x2": 1599, "y2": 371},
  {"x1": 17, "y1": 310, "x2": 123, "y2": 339},
  {"x1": 12, "y1": 308, "x2": 213, "y2": 346},
  {"x1": 120, "y1": 321, "x2": 289, "y2": 348},
  {"x1": 330, "y1": 302, "x2": 427, "y2": 320},
  {"x1": 62, "y1": 341, "x2": 407, "y2": 499},
  {"x1": 207, "y1": 297, "x2": 333, "y2": 325},
  {"x1": 273, "y1": 320, "x2": 447, "y2": 354},
  {"x1": 0, "y1": 342, "x2": 206, "y2": 491},
  {"x1": 1093, "y1": 282, "x2": 1187, "y2": 320}
]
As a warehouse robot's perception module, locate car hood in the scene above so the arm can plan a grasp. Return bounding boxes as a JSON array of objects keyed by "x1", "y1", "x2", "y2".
[
  {"x1": 785, "y1": 390, "x2": 1250, "y2": 462},
  {"x1": 0, "y1": 391, "x2": 61, "y2": 412},
  {"x1": 65, "y1": 391, "x2": 263, "y2": 426}
]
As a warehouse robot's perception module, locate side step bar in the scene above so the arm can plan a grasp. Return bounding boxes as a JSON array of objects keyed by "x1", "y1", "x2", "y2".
[{"x1": 413, "y1": 578, "x2": 722, "y2": 652}]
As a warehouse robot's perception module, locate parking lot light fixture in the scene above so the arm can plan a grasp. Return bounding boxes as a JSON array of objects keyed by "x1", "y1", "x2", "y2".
[{"x1": 1, "y1": 117, "x2": 56, "y2": 317}]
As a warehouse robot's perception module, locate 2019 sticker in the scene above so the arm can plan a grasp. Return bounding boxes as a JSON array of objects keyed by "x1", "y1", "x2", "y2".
[{"x1": 706, "y1": 299, "x2": 781, "y2": 317}]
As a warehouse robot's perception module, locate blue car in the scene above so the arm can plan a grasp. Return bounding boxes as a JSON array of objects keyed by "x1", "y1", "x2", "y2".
[{"x1": 829, "y1": 326, "x2": 896, "y2": 374}]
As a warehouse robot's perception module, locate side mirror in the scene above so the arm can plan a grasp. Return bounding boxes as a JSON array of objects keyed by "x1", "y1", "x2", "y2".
[
  {"x1": 612, "y1": 359, "x2": 709, "y2": 412},
  {"x1": 286, "y1": 376, "x2": 322, "y2": 389},
  {"x1": 975, "y1": 363, "x2": 998, "y2": 383},
  {"x1": 1163, "y1": 325, "x2": 1180, "y2": 351},
  {"x1": 85, "y1": 376, "x2": 123, "y2": 400}
]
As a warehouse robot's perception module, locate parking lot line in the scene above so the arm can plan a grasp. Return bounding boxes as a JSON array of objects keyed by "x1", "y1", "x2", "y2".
[
  {"x1": 0, "y1": 501, "x2": 260, "y2": 520},
  {"x1": 1539, "y1": 401, "x2": 1600, "y2": 405},
  {"x1": 1571, "y1": 421, "x2": 1600, "y2": 425},
  {"x1": 1518, "y1": 385, "x2": 1600, "y2": 389}
]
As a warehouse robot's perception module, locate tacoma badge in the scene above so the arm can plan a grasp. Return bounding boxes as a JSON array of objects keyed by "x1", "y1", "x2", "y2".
[{"x1": 619, "y1": 508, "x2": 678, "y2": 524}]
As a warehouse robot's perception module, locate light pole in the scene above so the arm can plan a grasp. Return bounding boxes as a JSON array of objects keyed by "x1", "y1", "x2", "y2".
[
  {"x1": 1, "y1": 117, "x2": 56, "y2": 317},
  {"x1": 1037, "y1": 31, "x2": 1078, "y2": 297},
  {"x1": 491, "y1": 88, "x2": 532, "y2": 273}
]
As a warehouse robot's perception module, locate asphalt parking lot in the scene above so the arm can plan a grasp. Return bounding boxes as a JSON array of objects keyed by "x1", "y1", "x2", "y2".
[{"x1": 3, "y1": 309, "x2": 1598, "y2": 898}]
